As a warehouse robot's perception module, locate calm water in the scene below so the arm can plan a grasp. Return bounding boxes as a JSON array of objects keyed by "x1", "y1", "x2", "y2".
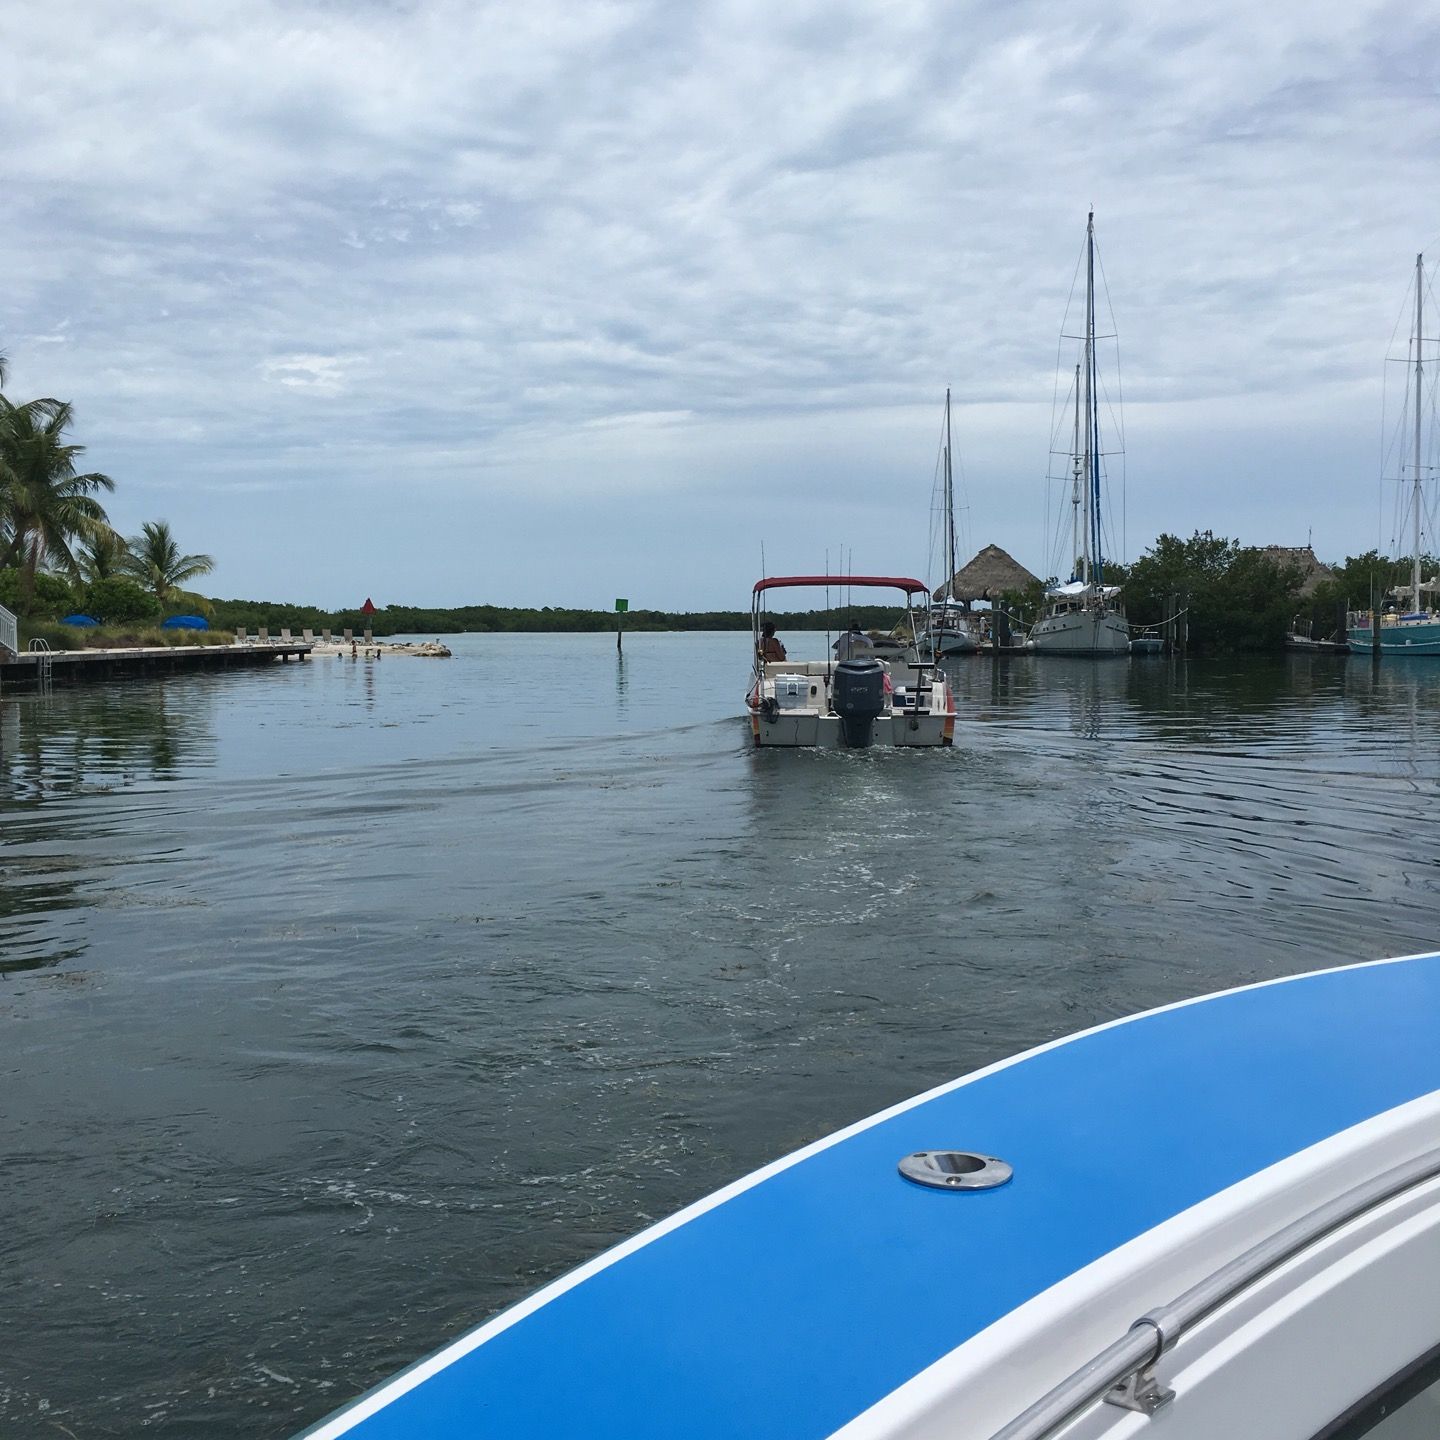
[{"x1": 3, "y1": 634, "x2": 1439, "y2": 1437}]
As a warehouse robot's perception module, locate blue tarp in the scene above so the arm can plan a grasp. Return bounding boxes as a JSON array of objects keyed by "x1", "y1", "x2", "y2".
[
  {"x1": 161, "y1": 615, "x2": 210, "y2": 630},
  {"x1": 61, "y1": 614, "x2": 100, "y2": 627}
]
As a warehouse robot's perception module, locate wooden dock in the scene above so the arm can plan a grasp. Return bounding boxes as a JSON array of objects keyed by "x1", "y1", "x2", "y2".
[{"x1": 0, "y1": 641, "x2": 313, "y2": 692}]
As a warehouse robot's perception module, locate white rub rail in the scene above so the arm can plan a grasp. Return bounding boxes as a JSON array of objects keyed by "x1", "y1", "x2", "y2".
[{"x1": 988, "y1": 1144, "x2": 1440, "y2": 1439}]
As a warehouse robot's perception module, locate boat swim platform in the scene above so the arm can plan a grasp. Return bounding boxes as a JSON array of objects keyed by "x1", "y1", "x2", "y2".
[{"x1": 0, "y1": 640, "x2": 314, "y2": 691}]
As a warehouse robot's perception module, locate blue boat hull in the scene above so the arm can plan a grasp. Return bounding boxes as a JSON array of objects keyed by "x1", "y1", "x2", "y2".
[{"x1": 299, "y1": 954, "x2": 1440, "y2": 1440}]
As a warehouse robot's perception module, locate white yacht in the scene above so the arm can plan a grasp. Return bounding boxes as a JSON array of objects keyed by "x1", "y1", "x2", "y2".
[{"x1": 1030, "y1": 580, "x2": 1130, "y2": 655}]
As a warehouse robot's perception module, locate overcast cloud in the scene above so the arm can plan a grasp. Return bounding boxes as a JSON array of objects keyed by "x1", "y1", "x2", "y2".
[{"x1": 3, "y1": 0, "x2": 1438, "y2": 607}]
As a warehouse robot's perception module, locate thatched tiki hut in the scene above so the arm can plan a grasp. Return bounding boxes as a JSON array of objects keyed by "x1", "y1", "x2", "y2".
[
  {"x1": 1255, "y1": 545, "x2": 1335, "y2": 598},
  {"x1": 935, "y1": 544, "x2": 1040, "y2": 603}
]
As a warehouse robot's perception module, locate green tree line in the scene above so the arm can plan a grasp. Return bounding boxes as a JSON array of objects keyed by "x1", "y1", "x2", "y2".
[
  {"x1": 201, "y1": 598, "x2": 910, "y2": 637},
  {"x1": 997, "y1": 533, "x2": 1431, "y2": 653}
]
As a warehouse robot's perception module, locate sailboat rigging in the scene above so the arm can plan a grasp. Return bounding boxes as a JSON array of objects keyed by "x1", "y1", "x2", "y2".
[
  {"x1": 1348, "y1": 252, "x2": 1440, "y2": 655},
  {"x1": 925, "y1": 389, "x2": 980, "y2": 657},
  {"x1": 1028, "y1": 211, "x2": 1130, "y2": 657}
]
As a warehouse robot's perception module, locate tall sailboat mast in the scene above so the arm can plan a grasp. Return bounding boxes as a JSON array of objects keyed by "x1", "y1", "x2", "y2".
[
  {"x1": 1071, "y1": 364, "x2": 1083, "y2": 580},
  {"x1": 1413, "y1": 253, "x2": 1424, "y2": 607},
  {"x1": 1030, "y1": 209, "x2": 1129, "y2": 655},
  {"x1": 1086, "y1": 210, "x2": 1104, "y2": 586},
  {"x1": 944, "y1": 388, "x2": 957, "y2": 598}
]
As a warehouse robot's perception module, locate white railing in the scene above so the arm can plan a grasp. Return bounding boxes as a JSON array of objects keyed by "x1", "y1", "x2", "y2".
[
  {"x1": 0, "y1": 602, "x2": 17, "y2": 657},
  {"x1": 989, "y1": 1143, "x2": 1440, "y2": 1439}
]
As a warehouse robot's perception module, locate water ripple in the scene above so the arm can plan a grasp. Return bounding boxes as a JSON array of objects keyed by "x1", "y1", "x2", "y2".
[{"x1": 3, "y1": 639, "x2": 1440, "y2": 1436}]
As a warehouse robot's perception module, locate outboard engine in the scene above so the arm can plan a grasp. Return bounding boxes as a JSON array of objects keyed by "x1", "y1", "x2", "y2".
[{"x1": 832, "y1": 658, "x2": 886, "y2": 747}]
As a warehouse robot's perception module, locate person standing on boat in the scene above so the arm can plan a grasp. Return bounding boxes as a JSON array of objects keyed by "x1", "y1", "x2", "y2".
[
  {"x1": 833, "y1": 620, "x2": 873, "y2": 662},
  {"x1": 759, "y1": 622, "x2": 787, "y2": 661}
]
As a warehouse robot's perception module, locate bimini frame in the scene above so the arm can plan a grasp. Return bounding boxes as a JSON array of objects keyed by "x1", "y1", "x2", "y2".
[{"x1": 750, "y1": 576, "x2": 932, "y2": 664}]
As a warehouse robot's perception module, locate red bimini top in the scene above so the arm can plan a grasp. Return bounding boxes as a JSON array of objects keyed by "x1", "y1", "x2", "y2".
[{"x1": 753, "y1": 576, "x2": 928, "y2": 596}]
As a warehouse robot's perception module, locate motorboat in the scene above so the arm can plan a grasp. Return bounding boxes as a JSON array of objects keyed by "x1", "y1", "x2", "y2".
[
  {"x1": 298, "y1": 950, "x2": 1440, "y2": 1439},
  {"x1": 747, "y1": 576, "x2": 955, "y2": 748},
  {"x1": 1285, "y1": 619, "x2": 1350, "y2": 655}
]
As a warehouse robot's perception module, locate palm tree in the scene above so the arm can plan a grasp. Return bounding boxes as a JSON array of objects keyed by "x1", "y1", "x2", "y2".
[
  {"x1": 0, "y1": 397, "x2": 114, "y2": 609},
  {"x1": 123, "y1": 520, "x2": 215, "y2": 606},
  {"x1": 76, "y1": 527, "x2": 132, "y2": 584}
]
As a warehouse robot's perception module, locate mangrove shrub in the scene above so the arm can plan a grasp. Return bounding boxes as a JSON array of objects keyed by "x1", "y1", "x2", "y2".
[{"x1": 85, "y1": 575, "x2": 163, "y2": 626}]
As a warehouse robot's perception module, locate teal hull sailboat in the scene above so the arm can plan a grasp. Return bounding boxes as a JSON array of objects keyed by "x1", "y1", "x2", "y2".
[
  {"x1": 1349, "y1": 252, "x2": 1440, "y2": 655},
  {"x1": 1351, "y1": 614, "x2": 1440, "y2": 656}
]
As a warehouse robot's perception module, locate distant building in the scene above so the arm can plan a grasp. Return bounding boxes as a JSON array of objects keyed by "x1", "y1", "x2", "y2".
[{"x1": 1255, "y1": 545, "x2": 1335, "y2": 597}]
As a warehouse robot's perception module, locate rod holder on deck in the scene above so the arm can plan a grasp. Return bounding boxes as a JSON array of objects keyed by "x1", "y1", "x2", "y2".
[{"x1": 898, "y1": 1151, "x2": 1013, "y2": 1192}]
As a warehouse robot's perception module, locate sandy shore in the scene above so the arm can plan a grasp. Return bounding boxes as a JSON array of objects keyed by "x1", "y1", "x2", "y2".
[{"x1": 308, "y1": 640, "x2": 452, "y2": 658}]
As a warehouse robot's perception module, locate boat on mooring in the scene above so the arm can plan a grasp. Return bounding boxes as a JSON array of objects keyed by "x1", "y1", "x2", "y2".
[
  {"x1": 1285, "y1": 619, "x2": 1350, "y2": 655},
  {"x1": 299, "y1": 949, "x2": 1440, "y2": 1439},
  {"x1": 1348, "y1": 251, "x2": 1440, "y2": 656},
  {"x1": 1029, "y1": 212, "x2": 1129, "y2": 658},
  {"x1": 924, "y1": 390, "x2": 980, "y2": 658},
  {"x1": 931, "y1": 544, "x2": 1041, "y2": 656},
  {"x1": 747, "y1": 576, "x2": 955, "y2": 748}
]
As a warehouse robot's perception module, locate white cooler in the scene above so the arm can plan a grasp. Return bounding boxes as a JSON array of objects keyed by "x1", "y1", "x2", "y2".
[{"x1": 772, "y1": 674, "x2": 811, "y2": 709}]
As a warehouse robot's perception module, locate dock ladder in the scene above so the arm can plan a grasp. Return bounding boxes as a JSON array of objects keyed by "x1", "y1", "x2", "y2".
[{"x1": 28, "y1": 637, "x2": 54, "y2": 691}]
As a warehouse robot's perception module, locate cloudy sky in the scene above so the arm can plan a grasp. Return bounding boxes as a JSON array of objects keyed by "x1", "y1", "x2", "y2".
[{"x1": 3, "y1": 0, "x2": 1438, "y2": 608}]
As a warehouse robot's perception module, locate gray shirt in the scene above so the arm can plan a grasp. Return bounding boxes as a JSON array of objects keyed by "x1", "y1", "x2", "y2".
[{"x1": 833, "y1": 631, "x2": 874, "y2": 662}]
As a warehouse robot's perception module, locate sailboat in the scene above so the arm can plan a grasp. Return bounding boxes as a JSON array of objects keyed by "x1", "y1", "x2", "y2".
[
  {"x1": 1028, "y1": 211, "x2": 1130, "y2": 657},
  {"x1": 926, "y1": 388, "x2": 980, "y2": 657},
  {"x1": 1348, "y1": 252, "x2": 1440, "y2": 655}
]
